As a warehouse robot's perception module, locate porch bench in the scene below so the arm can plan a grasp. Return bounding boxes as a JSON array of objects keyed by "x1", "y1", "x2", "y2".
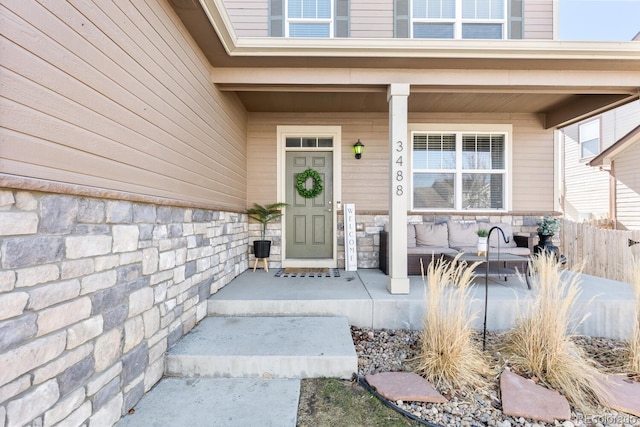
[{"x1": 379, "y1": 221, "x2": 535, "y2": 275}]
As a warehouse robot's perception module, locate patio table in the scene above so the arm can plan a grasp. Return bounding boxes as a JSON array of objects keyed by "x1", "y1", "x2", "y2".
[{"x1": 442, "y1": 252, "x2": 531, "y2": 289}]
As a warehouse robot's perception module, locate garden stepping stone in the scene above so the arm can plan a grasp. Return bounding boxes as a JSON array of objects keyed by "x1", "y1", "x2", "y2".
[
  {"x1": 500, "y1": 369, "x2": 571, "y2": 423},
  {"x1": 597, "y1": 374, "x2": 640, "y2": 417},
  {"x1": 364, "y1": 372, "x2": 447, "y2": 403}
]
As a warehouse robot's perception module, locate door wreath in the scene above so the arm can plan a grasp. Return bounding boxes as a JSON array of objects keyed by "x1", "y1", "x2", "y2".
[{"x1": 296, "y1": 168, "x2": 323, "y2": 199}]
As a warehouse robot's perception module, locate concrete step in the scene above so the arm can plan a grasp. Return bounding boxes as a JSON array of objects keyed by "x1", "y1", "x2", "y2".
[
  {"x1": 165, "y1": 316, "x2": 357, "y2": 379},
  {"x1": 117, "y1": 377, "x2": 300, "y2": 427},
  {"x1": 206, "y1": 272, "x2": 374, "y2": 328}
]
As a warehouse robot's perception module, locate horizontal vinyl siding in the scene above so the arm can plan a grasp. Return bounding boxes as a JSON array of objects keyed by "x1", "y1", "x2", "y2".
[
  {"x1": 351, "y1": 0, "x2": 394, "y2": 38},
  {"x1": 560, "y1": 101, "x2": 640, "y2": 221},
  {"x1": 562, "y1": 130, "x2": 610, "y2": 220},
  {"x1": 247, "y1": 112, "x2": 554, "y2": 212},
  {"x1": 223, "y1": 0, "x2": 269, "y2": 37},
  {"x1": 1, "y1": 0, "x2": 247, "y2": 210},
  {"x1": 601, "y1": 101, "x2": 640, "y2": 149},
  {"x1": 523, "y1": 0, "x2": 553, "y2": 39},
  {"x1": 615, "y1": 143, "x2": 640, "y2": 230}
]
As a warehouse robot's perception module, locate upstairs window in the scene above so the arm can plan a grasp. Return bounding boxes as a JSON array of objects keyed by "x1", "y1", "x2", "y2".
[
  {"x1": 287, "y1": 0, "x2": 332, "y2": 37},
  {"x1": 270, "y1": 0, "x2": 349, "y2": 38},
  {"x1": 412, "y1": 0, "x2": 456, "y2": 38},
  {"x1": 579, "y1": 120, "x2": 601, "y2": 159},
  {"x1": 461, "y1": 0, "x2": 504, "y2": 39},
  {"x1": 402, "y1": 0, "x2": 507, "y2": 39}
]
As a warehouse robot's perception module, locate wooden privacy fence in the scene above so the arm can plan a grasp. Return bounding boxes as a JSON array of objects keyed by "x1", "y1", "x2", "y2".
[{"x1": 560, "y1": 219, "x2": 640, "y2": 282}]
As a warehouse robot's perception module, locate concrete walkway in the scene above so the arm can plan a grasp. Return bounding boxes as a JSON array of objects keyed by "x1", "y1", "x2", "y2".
[
  {"x1": 210, "y1": 268, "x2": 635, "y2": 339},
  {"x1": 117, "y1": 268, "x2": 635, "y2": 426}
]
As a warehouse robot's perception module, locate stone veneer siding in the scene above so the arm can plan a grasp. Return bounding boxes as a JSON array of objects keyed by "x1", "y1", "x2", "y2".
[
  {"x1": 336, "y1": 212, "x2": 546, "y2": 269},
  {"x1": 0, "y1": 189, "x2": 247, "y2": 427},
  {"x1": 254, "y1": 212, "x2": 544, "y2": 270}
]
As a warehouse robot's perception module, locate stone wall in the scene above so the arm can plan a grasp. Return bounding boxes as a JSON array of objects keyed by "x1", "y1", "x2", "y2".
[
  {"x1": 337, "y1": 213, "x2": 544, "y2": 269},
  {"x1": 0, "y1": 189, "x2": 248, "y2": 426}
]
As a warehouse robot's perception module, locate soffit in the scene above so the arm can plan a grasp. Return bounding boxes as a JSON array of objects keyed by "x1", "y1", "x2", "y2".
[{"x1": 169, "y1": 0, "x2": 640, "y2": 127}]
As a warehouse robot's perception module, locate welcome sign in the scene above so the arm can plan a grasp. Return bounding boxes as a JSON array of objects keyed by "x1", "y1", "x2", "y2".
[{"x1": 344, "y1": 203, "x2": 357, "y2": 271}]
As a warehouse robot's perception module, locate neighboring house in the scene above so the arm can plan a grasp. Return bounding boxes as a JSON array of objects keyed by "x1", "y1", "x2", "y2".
[
  {"x1": 560, "y1": 100, "x2": 640, "y2": 223},
  {"x1": 588, "y1": 123, "x2": 640, "y2": 230},
  {"x1": 1, "y1": 0, "x2": 639, "y2": 425}
]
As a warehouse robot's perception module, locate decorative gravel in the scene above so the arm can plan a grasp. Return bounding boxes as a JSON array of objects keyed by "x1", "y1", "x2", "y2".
[{"x1": 351, "y1": 327, "x2": 639, "y2": 427}]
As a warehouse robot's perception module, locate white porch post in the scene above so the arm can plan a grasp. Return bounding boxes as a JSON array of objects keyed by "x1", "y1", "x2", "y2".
[{"x1": 387, "y1": 83, "x2": 411, "y2": 294}]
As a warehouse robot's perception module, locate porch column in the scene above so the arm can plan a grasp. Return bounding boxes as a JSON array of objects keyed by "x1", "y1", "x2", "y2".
[{"x1": 387, "y1": 83, "x2": 411, "y2": 294}]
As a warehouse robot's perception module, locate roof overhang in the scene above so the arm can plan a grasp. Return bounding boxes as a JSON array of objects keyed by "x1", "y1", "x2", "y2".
[
  {"x1": 170, "y1": 0, "x2": 640, "y2": 128},
  {"x1": 589, "y1": 124, "x2": 640, "y2": 168}
]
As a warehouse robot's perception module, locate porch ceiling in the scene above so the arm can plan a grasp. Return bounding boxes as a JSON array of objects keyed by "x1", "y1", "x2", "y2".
[{"x1": 169, "y1": 0, "x2": 640, "y2": 129}]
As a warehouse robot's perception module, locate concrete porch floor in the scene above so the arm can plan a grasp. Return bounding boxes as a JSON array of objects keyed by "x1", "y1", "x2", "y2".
[
  {"x1": 117, "y1": 267, "x2": 636, "y2": 426},
  {"x1": 210, "y1": 268, "x2": 636, "y2": 340}
]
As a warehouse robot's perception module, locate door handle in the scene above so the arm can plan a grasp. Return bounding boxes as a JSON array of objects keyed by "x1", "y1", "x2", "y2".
[{"x1": 326, "y1": 201, "x2": 332, "y2": 212}]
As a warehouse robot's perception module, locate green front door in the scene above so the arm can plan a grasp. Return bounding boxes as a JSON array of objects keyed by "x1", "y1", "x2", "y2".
[{"x1": 285, "y1": 152, "x2": 333, "y2": 259}]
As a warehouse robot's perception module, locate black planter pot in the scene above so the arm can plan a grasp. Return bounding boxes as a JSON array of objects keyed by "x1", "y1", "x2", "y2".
[
  {"x1": 253, "y1": 240, "x2": 271, "y2": 259},
  {"x1": 534, "y1": 233, "x2": 560, "y2": 260}
]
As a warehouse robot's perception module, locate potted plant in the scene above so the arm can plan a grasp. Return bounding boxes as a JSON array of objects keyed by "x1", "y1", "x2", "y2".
[
  {"x1": 246, "y1": 202, "x2": 288, "y2": 259},
  {"x1": 477, "y1": 228, "x2": 489, "y2": 256},
  {"x1": 535, "y1": 215, "x2": 561, "y2": 258}
]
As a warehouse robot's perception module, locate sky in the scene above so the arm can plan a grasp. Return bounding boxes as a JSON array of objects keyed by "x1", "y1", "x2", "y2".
[{"x1": 558, "y1": 0, "x2": 640, "y2": 41}]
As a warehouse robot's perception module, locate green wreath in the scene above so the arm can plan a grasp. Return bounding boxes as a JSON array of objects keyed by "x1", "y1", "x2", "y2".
[{"x1": 296, "y1": 168, "x2": 323, "y2": 199}]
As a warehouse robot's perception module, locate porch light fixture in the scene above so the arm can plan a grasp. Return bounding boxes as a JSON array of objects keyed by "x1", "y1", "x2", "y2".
[{"x1": 353, "y1": 140, "x2": 364, "y2": 159}]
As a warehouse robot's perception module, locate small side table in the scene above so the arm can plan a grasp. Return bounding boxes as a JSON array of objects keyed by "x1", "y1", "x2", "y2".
[{"x1": 253, "y1": 258, "x2": 269, "y2": 272}]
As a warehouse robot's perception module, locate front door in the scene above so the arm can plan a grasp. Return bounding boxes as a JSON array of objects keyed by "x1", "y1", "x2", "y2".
[{"x1": 285, "y1": 152, "x2": 333, "y2": 259}]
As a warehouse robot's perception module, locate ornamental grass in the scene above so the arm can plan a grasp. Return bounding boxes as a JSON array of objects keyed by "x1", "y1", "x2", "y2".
[
  {"x1": 502, "y1": 252, "x2": 607, "y2": 412},
  {"x1": 626, "y1": 254, "x2": 640, "y2": 374},
  {"x1": 414, "y1": 255, "x2": 490, "y2": 392}
]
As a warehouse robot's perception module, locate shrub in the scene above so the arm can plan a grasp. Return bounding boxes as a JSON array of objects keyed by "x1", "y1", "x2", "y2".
[
  {"x1": 414, "y1": 255, "x2": 489, "y2": 392},
  {"x1": 503, "y1": 253, "x2": 607, "y2": 411},
  {"x1": 626, "y1": 254, "x2": 640, "y2": 374},
  {"x1": 537, "y1": 215, "x2": 561, "y2": 236}
]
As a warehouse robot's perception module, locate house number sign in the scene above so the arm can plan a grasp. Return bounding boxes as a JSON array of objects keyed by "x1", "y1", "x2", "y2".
[{"x1": 394, "y1": 140, "x2": 405, "y2": 197}]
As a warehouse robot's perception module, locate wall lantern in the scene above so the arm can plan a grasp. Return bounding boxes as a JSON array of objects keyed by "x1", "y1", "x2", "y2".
[{"x1": 353, "y1": 140, "x2": 364, "y2": 159}]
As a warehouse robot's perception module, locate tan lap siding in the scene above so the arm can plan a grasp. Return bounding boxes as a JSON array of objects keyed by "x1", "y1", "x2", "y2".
[
  {"x1": 351, "y1": 0, "x2": 394, "y2": 38},
  {"x1": 615, "y1": 143, "x2": 640, "y2": 230},
  {"x1": 247, "y1": 112, "x2": 554, "y2": 212},
  {"x1": 1, "y1": 0, "x2": 247, "y2": 210},
  {"x1": 523, "y1": 0, "x2": 554, "y2": 40},
  {"x1": 222, "y1": 0, "x2": 269, "y2": 37},
  {"x1": 562, "y1": 129, "x2": 610, "y2": 220}
]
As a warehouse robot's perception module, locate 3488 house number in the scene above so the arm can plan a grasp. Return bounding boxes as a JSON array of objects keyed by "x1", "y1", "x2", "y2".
[{"x1": 394, "y1": 140, "x2": 405, "y2": 197}]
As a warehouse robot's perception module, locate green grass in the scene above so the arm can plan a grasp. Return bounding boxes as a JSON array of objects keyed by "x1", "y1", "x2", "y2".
[{"x1": 296, "y1": 378, "x2": 421, "y2": 427}]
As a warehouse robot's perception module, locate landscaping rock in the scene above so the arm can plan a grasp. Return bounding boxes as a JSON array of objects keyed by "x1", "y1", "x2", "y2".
[
  {"x1": 500, "y1": 369, "x2": 571, "y2": 423},
  {"x1": 598, "y1": 374, "x2": 640, "y2": 417},
  {"x1": 365, "y1": 372, "x2": 447, "y2": 403}
]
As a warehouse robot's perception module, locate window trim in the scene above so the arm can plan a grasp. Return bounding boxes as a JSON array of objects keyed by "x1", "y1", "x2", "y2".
[
  {"x1": 410, "y1": 0, "x2": 507, "y2": 39},
  {"x1": 408, "y1": 123, "x2": 513, "y2": 212},
  {"x1": 578, "y1": 118, "x2": 601, "y2": 160},
  {"x1": 285, "y1": 0, "x2": 334, "y2": 38}
]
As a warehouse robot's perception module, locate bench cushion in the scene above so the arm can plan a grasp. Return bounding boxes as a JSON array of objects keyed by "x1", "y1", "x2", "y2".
[
  {"x1": 481, "y1": 222, "x2": 517, "y2": 248},
  {"x1": 407, "y1": 246, "x2": 457, "y2": 255},
  {"x1": 447, "y1": 221, "x2": 479, "y2": 248},
  {"x1": 415, "y1": 223, "x2": 448, "y2": 247},
  {"x1": 408, "y1": 224, "x2": 417, "y2": 248},
  {"x1": 452, "y1": 246, "x2": 529, "y2": 257}
]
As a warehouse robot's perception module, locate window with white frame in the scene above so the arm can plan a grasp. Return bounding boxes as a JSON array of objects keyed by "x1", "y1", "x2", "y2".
[
  {"x1": 579, "y1": 119, "x2": 600, "y2": 159},
  {"x1": 287, "y1": 0, "x2": 332, "y2": 37},
  {"x1": 412, "y1": 131, "x2": 508, "y2": 211},
  {"x1": 411, "y1": 0, "x2": 506, "y2": 39}
]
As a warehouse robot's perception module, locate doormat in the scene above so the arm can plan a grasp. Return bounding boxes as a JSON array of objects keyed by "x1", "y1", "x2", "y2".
[{"x1": 275, "y1": 268, "x2": 340, "y2": 278}]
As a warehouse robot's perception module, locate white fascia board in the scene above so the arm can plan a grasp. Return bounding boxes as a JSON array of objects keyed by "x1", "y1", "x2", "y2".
[
  {"x1": 199, "y1": 0, "x2": 640, "y2": 61},
  {"x1": 232, "y1": 38, "x2": 640, "y2": 61}
]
